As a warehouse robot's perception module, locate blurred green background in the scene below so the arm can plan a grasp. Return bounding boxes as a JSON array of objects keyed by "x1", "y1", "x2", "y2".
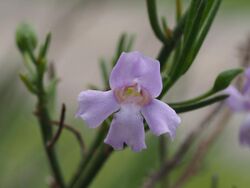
[{"x1": 0, "y1": 0, "x2": 250, "y2": 187}]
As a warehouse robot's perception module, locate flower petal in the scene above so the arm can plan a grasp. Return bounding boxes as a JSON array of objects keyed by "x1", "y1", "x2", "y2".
[
  {"x1": 239, "y1": 116, "x2": 250, "y2": 147},
  {"x1": 225, "y1": 86, "x2": 249, "y2": 112},
  {"x1": 109, "y1": 51, "x2": 162, "y2": 98},
  {"x1": 141, "y1": 99, "x2": 181, "y2": 139},
  {"x1": 76, "y1": 90, "x2": 119, "y2": 128},
  {"x1": 104, "y1": 104, "x2": 146, "y2": 152}
]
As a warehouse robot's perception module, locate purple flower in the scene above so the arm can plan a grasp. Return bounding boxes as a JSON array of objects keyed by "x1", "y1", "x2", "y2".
[
  {"x1": 76, "y1": 51, "x2": 181, "y2": 152},
  {"x1": 225, "y1": 68, "x2": 250, "y2": 147}
]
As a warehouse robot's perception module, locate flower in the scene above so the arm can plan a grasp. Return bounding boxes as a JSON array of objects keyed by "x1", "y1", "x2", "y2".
[
  {"x1": 76, "y1": 51, "x2": 181, "y2": 152},
  {"x1": 225, "y1": 68, "x2": 250, "y2": 147}
]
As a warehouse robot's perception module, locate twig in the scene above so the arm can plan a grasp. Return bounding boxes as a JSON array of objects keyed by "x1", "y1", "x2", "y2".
[
  {"x1": 47, "y1": 104, "x2": 66, "y2": 148},
  {"x1": 159, "y1": 135, "x2": 169, "y2": 188},
  {"x1": 75, "y1": 144, "x2": 113, "y2": 188},
  {"x1": 239, "y1": 35, "x2": 250, "y2": 68},
  {"x1": 69, "y1": 123, "x2": 109, "y2": 187},
  {"x1": 169, "y1": 34, "x2": 250, "y2": 188},
  {"x1": 143, "y1": 103, "x2": 224, "y2": 188},
  {"x1": 36, "y1": 78, "x2": 65, "y2": 187},
  {"x1": 50, "y1": 121, "x2": 85, "y2": 157},
  {"x1": 34, "y1": 110, "x2": 85, "y2": 157},
  {"x1": 171, "y1": 109, "x2": 231, "y2": 188}
]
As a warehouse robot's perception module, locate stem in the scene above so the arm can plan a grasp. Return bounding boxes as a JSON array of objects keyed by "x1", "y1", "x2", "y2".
[
  {"x1": 69, "y1": 124, "x2": 109, "y2": 187},
  {"x1": 51, "y1": 121, "x2": 85, "y2": 157},
  {"x1": 142, "y1": 103, "x2": 224, "y2": 188},
  {"x1": 36, "y1": 70, "x2": 65, "y2": 187},
  {"x1": 47, "y1": 104, "x2": 66, "y2": 148},
  {"x1": 75, "y1": 144, "x2": 113, "y2": 188},
  {"x1": 172, "y1": 109, "x2": 231, "y2": 188},
  {"x1": 159, "y1": 136, "x2": 169, "y2": 188},
  {"x1": 172, "y1": 95, "x2": 228, "y2": 113},
  {"x1": 168, "y1": 89, "x2": 213, "y2": 107}
]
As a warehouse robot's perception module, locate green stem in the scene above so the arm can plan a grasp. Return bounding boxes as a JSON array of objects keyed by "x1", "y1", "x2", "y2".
[
  {"x1": 159, "y1": 136, "x2": 169, "y2": 188},
  {"x1": 168, "y1": 89, "x2": 213, "y2": 107},
  {"x1": 75, "y1": 144, "x2": 113, "y2": 188},
  {"x1": 36, "y1": 71, "x2": 65, "y2": 188},
  {"x1": 69, "y1": 123, "x2": 109, "y2": 187},
  {"x1": 172, "y1": 95, "x2": 228, "y2": 113}
]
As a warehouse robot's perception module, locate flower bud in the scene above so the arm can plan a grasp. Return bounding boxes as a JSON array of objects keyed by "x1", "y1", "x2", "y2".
[{"x1": 16, "y1": 23, "x2": 37, "y2": 53}]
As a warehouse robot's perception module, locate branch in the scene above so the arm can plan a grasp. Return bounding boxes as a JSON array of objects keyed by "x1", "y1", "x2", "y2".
[
  {"x1": 143, "y1": 103, "x2": 224, "y2": 188},
  {"x1": 47, "y1": 104, "x2": 66, "y2": 148},
  {"x1": 170, "y1": 34, "x2": 250, "y2": 188},
  {"x1": 171, "y1": 109, "x2": 231, "y2": 188},
  {"x1": 50, "y1": 121, "x2": 85, "y2": 157},
  {"x1": 34, "y1": 111, "x2": 85, "y2": 157},
  {"x1": 69, "y1": 123, "x2": 109, "y2": 187}
]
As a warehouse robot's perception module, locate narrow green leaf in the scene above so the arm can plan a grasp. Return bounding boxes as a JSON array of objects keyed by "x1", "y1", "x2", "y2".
[
  {"x1": 183, "y1": 0, "x2": 201, "y2": 42},
  {"x1": 23, "y1": 52, "x2": 36, "y2": 75},
  {"x1": 174, "y1": 0, "x2": 207, "y2": 76},
  {"x1": 99, "y1": 59, "x2": 110, "y2": 88},
  {"x1": 112, "y1": 33, "x2": 126, "y2": 66},
  {"x1": 146, "y1": 0, "x2": 166, "y2": 43},
  {"x1": 46, "y1": 78, "x2": 58, "y2": 116},
  {"x1": 112, "y1": 33, "x2": 135, "y2": 66},
  {"x1": 193, "y1": 0, "x2": 222, "y2": 56},
  {"x1": 125, "y1": 35, "x2": 135, "y2": 52},
  {"x1": 161, "y1": 17, "x2": 171, "y2": 40},
  {"x1": 19, "y1": 74, "x2": 37, "y2": 94},
  {"x1": 39, "y1": 32, "x2": 51, "y2": 59},
  {"x1": 157, "y1": 11, "x2": 187, "y2": 69},
  {"x1": 179, "y1": 0, "x2": 221, "y2": 76},
  {"x1": 117, "y1": 33, "x2": 126, "y2": 55},
  {"x1": 212, "y1": 68, "x2": 243, "y2": 92},
  {"x1": 162, "y1": 0, "x2": 222, "y2": 91},
  {"x1": 176, "y1": 0, "x2": 182, "y2": 22}
]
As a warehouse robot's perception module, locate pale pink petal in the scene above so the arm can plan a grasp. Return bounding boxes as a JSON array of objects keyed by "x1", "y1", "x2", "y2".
[
  {"x1": 104, "y1": 105, "x2": 146, "y2": 152},
  {"x1": 141, "y1": 99, "x2": 181, "y2": 139},
  {"x1": 76, "y1": 90, "x2": 119, "y2": 128},
  {"x1": 109, "y1": 51, "x2": 162, "y2": 98}
]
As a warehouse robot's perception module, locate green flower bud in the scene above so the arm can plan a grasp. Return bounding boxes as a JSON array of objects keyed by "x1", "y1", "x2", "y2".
[{"x1": 16, "y1": 23, "x2": 38, "y2": 53}]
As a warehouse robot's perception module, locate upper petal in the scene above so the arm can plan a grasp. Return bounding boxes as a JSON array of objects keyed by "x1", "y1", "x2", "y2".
[
  {"x1": 104, "y1": 104, "x2": 147, "y2": 152},
  {"x1": 109, "y1": 51, "x2": 162, "y2": 98},
  {"x1": 141, "y1": 99, "x2": 181, "y2": 139},
  {"x1": 76, "y1": 90, "x2": 119, "y2": 128}
]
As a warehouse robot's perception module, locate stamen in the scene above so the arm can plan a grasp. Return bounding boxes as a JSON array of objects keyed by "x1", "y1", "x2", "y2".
[{"x1": 114, "y1": 85, "x2": 151, "y2": 106}]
